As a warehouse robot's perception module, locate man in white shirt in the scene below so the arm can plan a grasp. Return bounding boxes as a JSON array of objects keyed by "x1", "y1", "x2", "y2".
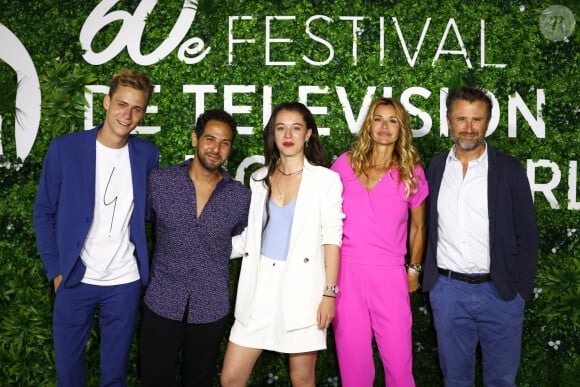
[{"x1": 422, "y1": 86, "x2": 539, "y2": 386}]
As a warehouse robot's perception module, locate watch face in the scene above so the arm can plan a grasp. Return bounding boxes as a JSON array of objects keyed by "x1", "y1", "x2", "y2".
[{"x1": 326, "y1": 285, "x2": 339, "y2": 294}]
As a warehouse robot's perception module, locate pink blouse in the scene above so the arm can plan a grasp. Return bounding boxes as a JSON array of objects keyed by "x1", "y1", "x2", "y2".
[{"x1": 331, "y1": 152, "x2": 428, "y2": 265}]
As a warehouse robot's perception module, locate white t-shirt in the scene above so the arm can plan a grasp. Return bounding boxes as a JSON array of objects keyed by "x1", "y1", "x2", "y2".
[{"x1": 80, "y1": 140, "x2": 140, "y2": 285}]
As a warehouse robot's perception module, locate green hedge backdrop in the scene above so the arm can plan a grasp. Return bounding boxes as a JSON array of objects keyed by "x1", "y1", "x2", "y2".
[{"x1": 1, "y1": 1, "x2": 578, "y2": 385}]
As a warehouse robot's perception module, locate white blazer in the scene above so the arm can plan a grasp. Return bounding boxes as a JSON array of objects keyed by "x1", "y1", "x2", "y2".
[{"x1": 232, "y1": 159, "x2": 344, "y2": 331}]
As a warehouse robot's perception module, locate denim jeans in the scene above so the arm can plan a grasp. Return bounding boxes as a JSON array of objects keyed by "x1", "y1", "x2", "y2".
[{"x1": 430, "y1": 274, "x2": 524, "y2": 387}]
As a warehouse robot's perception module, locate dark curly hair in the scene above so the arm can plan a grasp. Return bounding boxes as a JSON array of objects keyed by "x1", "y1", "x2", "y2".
[{"x1": 194, "y1": 109, "x2": 238, "y2": 140}]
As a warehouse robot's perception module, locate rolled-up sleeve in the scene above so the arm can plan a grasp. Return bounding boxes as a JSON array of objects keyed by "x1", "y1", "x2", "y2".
[{"x1": 320, "y1": 171, "x2": 344, "y2": 247}]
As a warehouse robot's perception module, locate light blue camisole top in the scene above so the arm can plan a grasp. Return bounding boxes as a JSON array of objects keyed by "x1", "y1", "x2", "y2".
[{"x1": 261, "y1": 199, "x2": 296, "y2": 261}]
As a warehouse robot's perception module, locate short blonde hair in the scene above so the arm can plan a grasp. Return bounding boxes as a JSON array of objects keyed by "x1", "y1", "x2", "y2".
[{"x1": 109, "y1": 68, "x2": 154, "y2": 106}]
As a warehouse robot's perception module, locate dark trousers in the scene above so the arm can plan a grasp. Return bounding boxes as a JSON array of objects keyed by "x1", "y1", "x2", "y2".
[
  {"x1": 139, "y1": 305, "x2": 228, "y2": 387},
  {"x1": 53, "y1": 280, "x2": 141, "y2": 387}
]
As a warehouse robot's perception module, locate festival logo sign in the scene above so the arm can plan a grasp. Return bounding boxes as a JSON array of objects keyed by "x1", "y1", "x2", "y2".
[{"x1": 80, "y1": 0, "x2": 209, "y2": 66}]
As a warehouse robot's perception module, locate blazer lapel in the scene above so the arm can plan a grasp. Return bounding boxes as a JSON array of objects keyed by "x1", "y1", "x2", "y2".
[
  {"x1": 286, "y1": 160, "x2": 314, "y2": 259},
  {"x1": 79, "y1": 127, "x2": 99, "y2": 211},
  {"x1": 487, "y1": 145, "x2": 498, "y2": 249},
  {"x1": 430, "y1": 155, "x2": 446, "y2": 229},
  {"x1": 128, "y1": 136, "x2": 144, "y2": 204},
  {"x1": 253, "y1": 177, "x2": 269, "y2": 254}
]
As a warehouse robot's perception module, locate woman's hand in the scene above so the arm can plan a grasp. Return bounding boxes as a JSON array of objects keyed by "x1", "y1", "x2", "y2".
[
  {"x1": 408, "y1": 271, "x2": 420, "y2": 293},
  {"x1": 317, "y1": 296, "x2": 336, "y2": 329}
]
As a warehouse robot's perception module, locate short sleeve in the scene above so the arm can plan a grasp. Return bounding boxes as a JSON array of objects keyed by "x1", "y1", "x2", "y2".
[{"x1": 409, "y1": 164, "x2": 429, "y2": 209}]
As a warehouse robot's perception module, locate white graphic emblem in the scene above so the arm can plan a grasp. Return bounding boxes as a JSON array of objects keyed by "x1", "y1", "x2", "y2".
[{"x1": 0, "y1": 24, "x2": 41, "y2": 161}]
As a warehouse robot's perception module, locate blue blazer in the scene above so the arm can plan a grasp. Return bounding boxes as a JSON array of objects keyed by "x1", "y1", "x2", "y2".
[
  {"x1": 33, "y1": 126, "x2": 159, "y2": 287},
  {"x1": 422, "y1": 145, "x2": 539, "y2": 301}
]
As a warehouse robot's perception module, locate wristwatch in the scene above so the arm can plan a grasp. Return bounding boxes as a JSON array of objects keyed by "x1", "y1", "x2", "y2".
[
  {"x1": 408, "y1": 263, "x2": 423, "y2": 274},
  {"x1": 324, "y1": 285, "x2": 340, "y2": 294}
]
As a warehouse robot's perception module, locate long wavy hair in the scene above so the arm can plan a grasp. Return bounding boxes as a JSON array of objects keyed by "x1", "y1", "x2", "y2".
[
  {"x1": 259, "y1": 102, "x2": 326, "y2": 232},
  {"x1": 350, "y1": 97, "x2": 421, "y2": 197}
]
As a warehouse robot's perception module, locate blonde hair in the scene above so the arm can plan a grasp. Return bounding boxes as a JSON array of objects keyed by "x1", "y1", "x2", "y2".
[
  {"x1": 109, "y1": 68, "x2": 154, "y2": 106},
  {"x1": 350, "y1": 97, "x2": 421, "y2": 197}
]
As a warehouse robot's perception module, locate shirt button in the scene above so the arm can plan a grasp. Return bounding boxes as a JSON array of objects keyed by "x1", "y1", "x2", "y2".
[
  {"x1": 304, "y1": 258, "x2": 309, "y2": 263},
  {"x1": 244, "y1": 252, "x2": 249, "y2": 257}
]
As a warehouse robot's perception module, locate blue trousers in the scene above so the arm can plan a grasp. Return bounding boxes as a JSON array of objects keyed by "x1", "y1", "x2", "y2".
[
  {"x1": 53, "y1": 280, "x2": 141, "y2": 387},
  {"x1": 429, "y1": 274, "x2": 524, "y2": 387}
]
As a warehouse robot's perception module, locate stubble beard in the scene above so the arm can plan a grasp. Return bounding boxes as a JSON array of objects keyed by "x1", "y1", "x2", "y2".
[
  {"x1": 452, "y1": 133, "x2": 484, "y2": 152},
  {"x1": 197, "y1": 152, "x2": 224, "y2": 172}
]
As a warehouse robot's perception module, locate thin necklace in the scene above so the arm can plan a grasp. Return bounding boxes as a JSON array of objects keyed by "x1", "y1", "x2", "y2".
[
  {"x1": 274, "y1": 168, "x2": 302, "y2": 200},
  {"x1": 275, "y1": 180, "x2": 283, "y2": 200},
  {"x1": 273, "y1": 175, "x2": 287, "y2": 200},
  {"x1": 277, "y1": 167, "x2": 303, "y2": 176}
]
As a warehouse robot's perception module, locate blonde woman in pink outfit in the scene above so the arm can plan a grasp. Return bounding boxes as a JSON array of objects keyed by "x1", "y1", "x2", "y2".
[{"x1": 330, "y1": 97, "x2": 428, "y2": 386}]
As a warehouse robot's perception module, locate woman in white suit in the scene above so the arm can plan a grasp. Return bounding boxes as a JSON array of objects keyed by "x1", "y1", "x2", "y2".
[{"x1": 221, "y1": 102, "x2": 344, "y2": 387}]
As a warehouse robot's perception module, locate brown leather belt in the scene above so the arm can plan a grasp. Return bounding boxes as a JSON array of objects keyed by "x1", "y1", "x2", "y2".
[{"x1": 438, "y1": 268, "x2": 491, "y2": 284}]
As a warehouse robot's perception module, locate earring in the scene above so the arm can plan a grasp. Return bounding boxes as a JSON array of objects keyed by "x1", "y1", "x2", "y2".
[{"x1": 305, "y1": 140, "x2": 310, "y2": 148}]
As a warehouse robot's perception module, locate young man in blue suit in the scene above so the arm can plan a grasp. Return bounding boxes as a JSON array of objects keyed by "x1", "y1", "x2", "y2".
[
  {"x1": 422, "y1": 86, "x2": 538, "y2": 386},
  {"x1": 33, "y1": 68, "x2": 159, "y2": 386}
]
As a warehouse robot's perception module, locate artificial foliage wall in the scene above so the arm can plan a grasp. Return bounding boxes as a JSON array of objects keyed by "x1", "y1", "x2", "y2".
[{"x1": 0, "y1": 0, "x2": 578, "y2": 385}]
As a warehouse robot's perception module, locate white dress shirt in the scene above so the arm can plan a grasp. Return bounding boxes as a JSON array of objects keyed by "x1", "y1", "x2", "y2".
[{"x1": 436, "y1": 144, "x2": 490, "y2": 274}]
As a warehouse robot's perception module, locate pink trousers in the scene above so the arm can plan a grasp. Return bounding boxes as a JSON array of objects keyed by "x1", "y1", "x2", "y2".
[{"x1": 333, "y1": 262, "x2": 415, "y2": 387}]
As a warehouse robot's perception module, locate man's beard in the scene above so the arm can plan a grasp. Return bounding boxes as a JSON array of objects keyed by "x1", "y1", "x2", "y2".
[
  {"x1": 197, "y1": 152, "x2": 223, "y2": 171},
  {"x1": 452, "y1": 134, "x2": 484, "y2": 152}
]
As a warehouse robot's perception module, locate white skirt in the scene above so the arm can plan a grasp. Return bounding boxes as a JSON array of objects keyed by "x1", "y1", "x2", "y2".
[{"x1": 229, "y1": 255, "x2": 327, "y2": 353}]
